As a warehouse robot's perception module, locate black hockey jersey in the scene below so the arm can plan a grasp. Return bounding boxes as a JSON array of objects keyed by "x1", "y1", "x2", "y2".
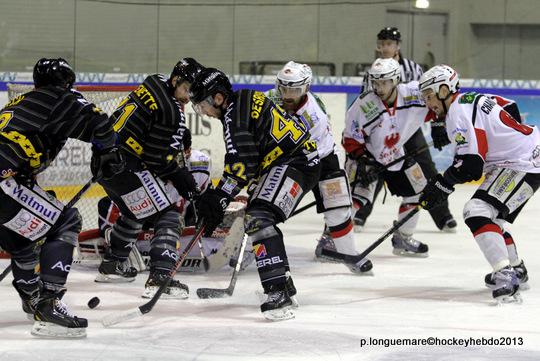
[
  {"x1": 0, "y1": 86, "x2": 116, "y2": 178},
  {"x1": 110, "y1": 74, "x2": 187, "y2": 175},
  {"x1": 215, "y1": 89, "x2": 317, "y2": 197}
]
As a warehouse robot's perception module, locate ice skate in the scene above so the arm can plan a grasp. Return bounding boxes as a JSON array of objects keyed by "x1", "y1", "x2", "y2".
[
  {"x1": 95, "y1": 256, "x2": 137, "y2": 283},
  {"x1": 314, "y1": 233, "x2": 373, "y2": 274},
  {"x1": 490, "y1": 266, "x2": 521, "y2": 304},
  {"x1": 31, "y1": 290, "x2": 87, "y2": 338},
  {"x1": 13, "y1": 280, "x2": 40, "y2": 320},
  {"x1": 261, "y1": 283, "x2": 295, "y2": 321},
  {"x1": 485, "y1": 260, "x2": 529, "y2": 291},
  {"x1": 142, "y1": 271, "x2": 189, "y2": 299},
  {"x1": 391, "y1": 227, "x2": 428, "y2": 257}
]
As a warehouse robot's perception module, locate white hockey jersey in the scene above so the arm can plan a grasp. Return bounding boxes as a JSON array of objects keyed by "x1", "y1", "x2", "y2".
[
  {"x1": 445, "y1": 92, "x2": 540, "y2": 173},
  {"x1": 188, "y1": 149, "x2": 212, "y2": 193},
  {"x1": 344, "y1": 81, "x2": 433, "y2": 171},
  {"x1": 266, "y1": 90, "x2": 336, "y2": 158}
]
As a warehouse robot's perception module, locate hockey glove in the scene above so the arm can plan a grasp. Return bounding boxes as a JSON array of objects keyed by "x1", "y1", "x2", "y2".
[
  {"x1": 356, "y1": 156, "x2": 383, "y2": 188},
  {"x1": 90, "y1": 147, "x2": 126, "y2": 180},
  {"x1": 197, "y1": 188, "x2": 232, "y2": 236},
  {"x1": 420, "y1": 174, "x2": 455, "y2": 210},
  {"x1": 164, "y1": 167, "x2": 198, "y2": 200},
  {"x1": 431, "y1": 120, "x2": 451, "y2": 151}
]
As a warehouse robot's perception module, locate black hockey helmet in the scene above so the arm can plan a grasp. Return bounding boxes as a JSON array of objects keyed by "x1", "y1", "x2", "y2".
[
  {"x1": 171, "y1": 57, "x2": 204, "y2": 84},
  {"x1": 377, "y1": 27, "x2": 401, "y2": 42},
  {"x1": 33, "y1": 58, "x2": 76, "y2": 89},
  {"x1": 182, "y1": 127, "x2": 192, "y2": 150},
  {"x1": 189, "y1": 68, "x2": 233, "y2": 104}
]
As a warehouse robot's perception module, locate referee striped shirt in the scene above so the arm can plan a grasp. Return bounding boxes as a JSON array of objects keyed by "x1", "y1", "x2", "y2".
[{"x1": 399, "y1": 57, "x2": 423, "y2": 82}]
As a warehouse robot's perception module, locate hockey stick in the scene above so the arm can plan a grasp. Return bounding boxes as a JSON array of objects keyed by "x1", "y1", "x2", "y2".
[
  {"x1": 0, "y1": 177, "x2": 98, "y2": 283},
  {"x1": 196, "y1": 233, "x2": 249, "y2": 299},
  {"x1": 356, "y1": 207, "x2": 420, "y2": 260},
  {"x1": 0, "y1": 264, "x2": 12, "y2": 282},
  {"x1": 102, "y1": 224, "x2": 206, "y2": 326}
]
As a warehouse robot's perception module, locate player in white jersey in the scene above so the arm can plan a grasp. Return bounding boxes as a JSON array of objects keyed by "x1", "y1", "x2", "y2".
[
  {"x1": 265, "y1": 61, "x2": 372, "y2": 274},
  {"x1": 418, "y1": 65, "x2": 540, "y2": 302},
  {"x1": 344, "y1": 58, "x2": 435, "y2": 257}
]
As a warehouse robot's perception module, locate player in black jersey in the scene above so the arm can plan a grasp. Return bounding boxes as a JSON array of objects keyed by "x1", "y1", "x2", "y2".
[
  {"x1": 0, "y1": 58, "x2": 124, "y2": 338},
  {"x1": 190, "y1": 68, "x2": 321, "y2": 321},
  {"x1": 94, "y1": 58, "x2": 201, "y2": 300}
]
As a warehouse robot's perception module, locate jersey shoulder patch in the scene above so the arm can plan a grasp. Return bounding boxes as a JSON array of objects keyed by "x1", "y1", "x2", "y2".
[{"x1": 459, "y1": 92, "x2": 478, "y2": 104}]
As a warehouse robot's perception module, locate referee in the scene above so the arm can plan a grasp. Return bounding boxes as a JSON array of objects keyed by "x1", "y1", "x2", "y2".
[{"x1": 354, "y1": 26, "x2": 457, "y2": 233}]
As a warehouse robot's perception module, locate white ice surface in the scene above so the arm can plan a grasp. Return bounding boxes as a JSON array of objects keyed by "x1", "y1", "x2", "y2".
[{"x1": 1, "y1": 185, "x2": 540, "y2": 361}]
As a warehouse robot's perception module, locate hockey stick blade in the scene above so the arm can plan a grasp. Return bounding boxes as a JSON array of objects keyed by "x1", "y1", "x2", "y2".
[
  {"x1": 101, "y1": 307, "x2": 143, "y2": 327},
  {"x1": 196, "y1": 286, "x2": 232, "y2": 299},
  {"x1": 196, "y1": 234, "x2": 248, "y2": 299}
]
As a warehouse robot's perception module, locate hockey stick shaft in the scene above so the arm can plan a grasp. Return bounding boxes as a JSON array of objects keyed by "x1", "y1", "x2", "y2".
[
  {"x1": 291, "y1": 200, "x2": 316, "y2": 217},
  {"x1": 102, "y1": 225, "x2": 205, "y2": 326},
  {"x1": 65, "y1": 176, "x2": 99, "y2": 209},
  {"x1": 357, "y1": 207, "x2": 420, "y2": 260},
  {"x1": 0, "y1": 264, "x2": 12, "y2": 282},
  {"x1": 196, "y1": 233, "x2": 249, "y2": 299}
]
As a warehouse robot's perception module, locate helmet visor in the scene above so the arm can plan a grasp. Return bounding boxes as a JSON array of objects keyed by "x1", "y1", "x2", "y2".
[
  {"x1": 278, "y1": 85, "x2": 306, "y2": 99},
  {"x1": 191, "y1": 95, "x2": 213, "y2": 116}
]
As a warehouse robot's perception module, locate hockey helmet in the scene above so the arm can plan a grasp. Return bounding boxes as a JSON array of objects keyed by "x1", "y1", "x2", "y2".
[
  {"x1": 171, "y1": 57, "x2": 204, "y2": 84},
  {"x1": 276, "y1": 61, "x2": 313, "y2": 98},
  {"x1": 377, "y1": 27, "x2": 401, "y2": 42},
  {"x1": 33, "y1": 58, "x2": 76, "y2": 89},
  {"x1": 189, "y1": 68, "x2": 233, "y2": 105},
  {"x1": 368, "y1": 58, "x2": 401, "y2": 85},
  {"x1": 419, "y1": 64, "x2": 460, "y2": 96}
]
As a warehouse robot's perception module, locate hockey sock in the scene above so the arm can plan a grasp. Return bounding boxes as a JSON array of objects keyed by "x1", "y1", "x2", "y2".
[
  {"x1": 396, "y1": 201, "x2": 420, "y2": 236},
  {"x1": 251, "y1": 226, "x2": 289, "y2": 292},
  {"x1": 39, "y1": 238, "x2": 74, "y2": 290},
  {"x1": 109, "y1": 216, "x2": 143, "y2": 260},
  {"x1": 466, "y1": 217, "x2": 509, "y2": 271},
  {"x1": 328, "y1": 219, "x2": 356, "y2": 255},
  {"x1": 503, "y1": 231, "x2": 521, "y2": 266},
  {"x1": 149, "y1": 210, "x2": 181, "y2": 273}
]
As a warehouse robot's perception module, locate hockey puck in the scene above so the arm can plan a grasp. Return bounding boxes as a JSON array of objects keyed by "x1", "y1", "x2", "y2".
[{"x1": 87, "y1": 296, "x2": 100, "y2": 309}]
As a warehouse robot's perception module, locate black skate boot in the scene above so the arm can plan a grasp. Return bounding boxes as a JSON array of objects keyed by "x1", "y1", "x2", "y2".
[
  {"x1": 485, "y1": 260, "x2": 529, "y2": 290},
  {"x1": 261, "y1": 282, "x2": 294, "y2": 321},
  {"x1": 32, "y1": 289, "x2": 87, "y2": 338},
  {"x1": 391, "y1": 226, "x2": 428, "y2": 257},
  {"x1": 315, "y1": 233, "x2": 373, "y2": 274},
  {"x1": 142, "y1": 271, "x2": 189, "y2": 299},
  {"x1": 490, "y1": 266, "x2": 521, "y2": 304},
  {"x1": 441, "y1": 217, "x2": 457, "y2": 233},
  {"x1": 95, "y1": 252, "x2": 137, "y2": 283},
  {"x1": 12, "y1": 280, "x2": 40, "y2": 320},
  {"x1": 285, "y1": 272, "x2": 299, "y2": 308}
]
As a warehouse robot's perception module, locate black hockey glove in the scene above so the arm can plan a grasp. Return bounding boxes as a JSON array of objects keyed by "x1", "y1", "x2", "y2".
[
  {"x1": 420, "y1": 174, "x2": 455, "y2": 210},
  {"x1": 164, "y1": 167, "x2": 198, "y2": 200},
  {"x1": 431, "y1": 120, "x2": 451, "y2": 151},
  {"x1": 197, "y1": 188, "x2": 231, "y2": 236},
  {"x1": 355, "y1": 156, "x2": 383, "y2": 187},
  {"x1": 90, "y1": 146, "x2": 126, "y2": 180}
]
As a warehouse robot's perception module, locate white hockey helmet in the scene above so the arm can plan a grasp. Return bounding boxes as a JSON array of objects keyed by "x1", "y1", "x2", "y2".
[
  {"x1": 419, "y1": 64, "x2": 460, "y2": 96},
  {"x1": 368, "y1": 58, "x2": 401, "y2": 86},
  {"x1": 276, "y1": 61, "x2": 313, "y2": 98}
]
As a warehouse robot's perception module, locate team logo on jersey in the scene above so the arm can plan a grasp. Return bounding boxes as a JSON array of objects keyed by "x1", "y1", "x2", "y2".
[
  {"x1": 360, "y1": 100, "x2": 379, "y2": 121},
  {"x1": 253, "y1": 244, "x2": 267, "y2": 259},
  {"x1": 384, "y1": 133, "x2": 400, "y2": 149},
  {"x1": 454, "y1": 133, "x2": 468, "y2": 145},
  {"x1": 459, "y1": 92, "x2": 477, "y2": 104}
]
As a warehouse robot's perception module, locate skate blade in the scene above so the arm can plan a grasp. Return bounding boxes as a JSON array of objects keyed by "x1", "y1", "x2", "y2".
[
  {"x1": 353, "y1": 225, "x2": 364, "y2": 233},
  {"x1": 290, "y1": 296, "x2": 299, "y2": 309},
  {"x1": 392, "y1": 248, "x2": 429, "y2": 258},
  {"x1": 494, "y1": 292, "x2": 523, "y2": 306},
  {"x1": 31, "y1": 321, "x2": 87, "y2": 339},
  {"x1": 441, "y1": 226, "x2": 457, "y2": 233},
  {"x1": 142, "y1": 286, "x2": 188, "y2": 299},
  {"x1": 95, "y1": 273, "x2": 136, "y2": 283},
  {"x1": 263, "y1": 306, "x2": 295, "y2": 321},
  {"x1": 313, "y1": 254, "x2": 340, "y2": 264}
]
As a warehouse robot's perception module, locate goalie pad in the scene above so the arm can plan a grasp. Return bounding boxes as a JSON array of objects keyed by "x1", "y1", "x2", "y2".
[{"x1": 73, "y1": 200, "x2": 246, "y2": 273}]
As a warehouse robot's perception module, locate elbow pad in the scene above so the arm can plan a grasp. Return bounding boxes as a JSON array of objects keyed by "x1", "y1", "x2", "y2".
[{"x1": 443, "y1": 154, "x2": 484, "y2": 185}]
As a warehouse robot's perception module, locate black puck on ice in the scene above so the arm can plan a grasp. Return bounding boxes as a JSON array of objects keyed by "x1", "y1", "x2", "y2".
[{"x1": 87, "y1": 296, "x2": 100, "y2": 309}]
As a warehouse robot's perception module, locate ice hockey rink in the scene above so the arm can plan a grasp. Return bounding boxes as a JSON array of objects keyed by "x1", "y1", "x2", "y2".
[{"x1": 1, "y1": 184, "x2": 539, "y2": 361}]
